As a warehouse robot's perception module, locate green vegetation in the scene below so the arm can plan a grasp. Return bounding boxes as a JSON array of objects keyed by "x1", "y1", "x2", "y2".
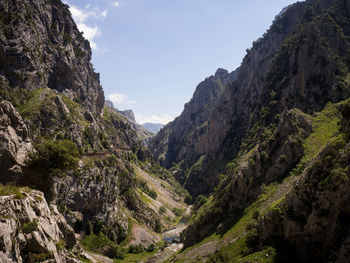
[
  {"x1": 21, "y1": 219, "x2": 38, "y2": 234},
  {"x1": 55, "y1": 240, "x2": 66, "y2": 251},
  {"x1": 113, "y1": 250, "x2": 157, "y2": 263},
  {"x1": 74, "y1": 47, "x2": 86, "y2": 58},
  {"x1": 24, "y1": 139, "x2": 79, "y2": 199},
  {"x1": 0, "y1": 184, "x2": 30, "y2": 199},
  {"x1": 193, "y1": 195, "x2": 208, "y2": 210},
  {"x1": 26, "y1": 139, "x2": 79, "y2": 178},
  {"x1": 159, "y1": 206, "x2": 166, "y2": 214},
  {"x1": 302, "y1": 102, "x2": 341, "y2": 162},
  {"x1": 82, "y1": 233, "x2": 125, "y2": 259}
]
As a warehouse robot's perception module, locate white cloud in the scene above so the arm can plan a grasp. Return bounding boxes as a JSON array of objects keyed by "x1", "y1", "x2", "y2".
[
  {"x1": 135, "y1": 114, "x2": 175, "y2": 125},
  {"x1": 108, "y1": 93, "x2": 128, "y2": 105},
  {"x1": 113, "y1": 2, "x2": 120, "y2": 7},
  {"x1": 108, "y1": 93, "x2": 137, "y2": 107},
  {"x1": 68, "y1": 4, "x2": 107, "y2": 50}
]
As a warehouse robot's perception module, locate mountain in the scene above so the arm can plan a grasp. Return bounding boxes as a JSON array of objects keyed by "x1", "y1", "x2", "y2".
[
  {"x1": 0, "y1": 0, "x2": 188, "y2": 262},
  {"x1": 105, "y1": 100, "x2": 154, "y2": 144},
  {"x1": 149, "y1": 67, "x2": 238, "y2": 184},
  {"x1": 119, "y1": 109, "x2": 136, "y2": 123},
  {"x1": 142, "y1": 123, "x2": 164, "y2": 134},
  {"x1": 165, "y1": 0, "x2": 350, "y2": 262}
]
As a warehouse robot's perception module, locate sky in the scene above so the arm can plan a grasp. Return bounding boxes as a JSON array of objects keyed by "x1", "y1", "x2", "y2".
[{"x1": 64, "y1": 0, "x2": 300, "y2": 124}]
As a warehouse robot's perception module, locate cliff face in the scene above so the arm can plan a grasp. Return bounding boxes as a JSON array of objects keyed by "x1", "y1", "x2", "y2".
[
  {"x1": 149, "y1": 68, "x2": 238, "y2": 183},
  {"x1": 0, "y1": 0, "x2": 188, "y2": 261},
  {"x1": 0, "y1": 188, "x2": 76, "y2": 263},
  {"x1": 170, "y1": 0, "x2": 350, "y2": 197},
  {"x1": 0, "y1": 0, "x2": 104, "y2": 114},
  {"x1": 177, "y1": 0, "x2": 350, "y2": 262}
]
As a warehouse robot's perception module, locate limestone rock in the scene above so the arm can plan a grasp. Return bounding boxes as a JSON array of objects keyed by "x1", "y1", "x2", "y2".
[
  {"x1": 0, "y1": 190, "x2": 78, "y2": 263},
  {"x1": 0, "y1": 101, "x2": 33, "y2": 182}
]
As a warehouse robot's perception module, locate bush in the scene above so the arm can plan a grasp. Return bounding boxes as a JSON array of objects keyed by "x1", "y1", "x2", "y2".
[
  {"x1": 245, "y1": 228, "x2": 259, "y2": 248},
  {"x1": 21, "y1": 219, "x2": 38, "y2": 234},
  {"x1": 184, "y1": 193, "x2": 193, "y2": 204},
  {"x1": 26, "y1": 139, "x2": 79, "y2": 178},
  {"x1": 106, "y1": 244, "x2": 125, "y2": 259},
  {"x1": 154, "y1": 218, "x2": 162, "y2": 233},
  {"x1": 159, "y1": 206, "x2": 166, "y2": 214},
  {"x1": 172, "y1": 207, "x2": 184, "y2": 217},
  {"x1": 194, "y1": 195, "x2": 208, "y2": 210},
  {"x1": 146, "y1": 243, "x2": 156, "y2": 252},
  {"x1": 24, "y1": 140, "x2": 79, "y2": 200},
  {"x1": 148, "y1": 189, "x2": 157, "y2": 199},
  {"x1": 253, "y1": 211, "x2": 260, "y2": 220},
  {"x1": 128, "y1": 244, "x2": 143, "y2": 254}
]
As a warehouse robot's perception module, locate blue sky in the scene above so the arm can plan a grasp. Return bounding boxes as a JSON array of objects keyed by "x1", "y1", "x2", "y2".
[{"x1": 65, "y1": 0, "x2": 299, "y2": 124}]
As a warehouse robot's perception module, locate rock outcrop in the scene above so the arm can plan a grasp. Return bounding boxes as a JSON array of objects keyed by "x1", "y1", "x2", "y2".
[
  {"x1": 149, "y1": 68, "x2": 238, "y2": 183},
  {"x1": 0, "y1": 101, "x2": 33, "y2": 183},
  {"x1": 0, "y1": 0, "x2": 104, "y2": 114},
  {"x1": 0, "y1": 189, "x2": 77, "y2": 263}
]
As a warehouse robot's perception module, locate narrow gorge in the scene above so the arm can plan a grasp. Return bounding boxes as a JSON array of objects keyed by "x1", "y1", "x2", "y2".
[{"x1": 1, "y1": 0, "x2": 350, "y2": 262}]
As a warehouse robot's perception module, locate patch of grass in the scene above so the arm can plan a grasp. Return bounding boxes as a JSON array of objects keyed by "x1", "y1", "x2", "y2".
[
  {"x1": 235, "y1": 246, "x2": 277, "y2": 263},
  {"x1": 82, "y1": 233, "x2": 114, "y2": 253},
  {"x1": 119, "y1": 218, "x2": 133, "y2": 246},
  {"x1": 17, "y1": 88, "x2": 54, "y2": 118},
  {"x1": 0, "y1": 184, "x2": 30, "y2": 199},
  {"x1": 113, "y1": 250, "x2": 157, "y2": 263},
  {"x1": 178, "y1": 183, "x2": 280, "y2": 259},
  {"x1": 55, "y1": 240, "x2": 66, "y2": 251},
  {"x1": 21, "y1": 219, "x2": 38, "y2": 234},
  {"x1": 301, "y1": 102, "x2": 343, "y2": 164}
]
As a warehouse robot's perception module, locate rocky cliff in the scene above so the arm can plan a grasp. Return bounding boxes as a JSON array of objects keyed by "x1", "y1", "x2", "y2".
[
  {"x1": 0, "y1": 187, "x2": 77, "y2": 263},
  {"x1": 0, "y1": 0, "x2": 188, "y2": 262},
  {"x1": 161, "y1": 0, "x2": 350, "y2": 197},
  {"x1": 171, "y1": 0, "x2": 350, "y2": 262},
  {"x1": 149, "y1": 68, "x2": 238, "y2": 184},
  {"x1": 105, "y1": 100, "x2": 154, "y2": 144}
]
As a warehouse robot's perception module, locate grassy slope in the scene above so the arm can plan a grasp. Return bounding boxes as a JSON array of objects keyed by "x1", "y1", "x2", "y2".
[{"x1": 172, "y1": 99, "x2": 349, "y2": 262}]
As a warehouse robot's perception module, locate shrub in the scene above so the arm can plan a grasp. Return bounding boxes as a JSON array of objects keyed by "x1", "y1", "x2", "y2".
[
  {"x1": 146, "y1": 243, "x2": 156, "y2": 252},
  {"x1": 148, "y1": 189, "x2": 157, "y2": 199},
  {"x1": 252, "y1": 210, "x2": 260, "y2": 220},
  {"x1": 184, "y1": 193, "x2": 193, "y2": 204},
  {"x1": 106, "y1": 244, "x2": 125, "y2": 259},
  {"x1": 172, "y1": 207, "x2": 184, "y2": 217},
  {"x1": 21, "y1": 219, "x2": 38, "y2": 234},
  {"x1": 194, "y1": 195, "x2": 208, "y2": 210},
  {"x1": 154, "y1": 218, "x2": 162, "y2": 233},
  {"x1": 63, "y1": 33, "x2": 72, "y2": 43},
  {"x1": 26, "y1": 139, "x2": 79, "y2": 178},
  {"x1": 159, "y1": 206, "x2": 166, "y2": 214},
  {"x1": 128, "y1": 244, "x2": 143, "y2": 254},
  {"x1": 245, "y1": 228, "x2": 259, "y2": 248}
]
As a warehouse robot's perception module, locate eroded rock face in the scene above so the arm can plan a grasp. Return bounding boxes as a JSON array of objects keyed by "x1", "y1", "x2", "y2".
[
  {"x1": 149, "y1": 68, "x2": 238, "y2": 176},
  {"x1": 0, "y1": 101, "x2": 33, "y2": 182},
  {"x1": 0, "y1": 190, "x2": 76, "y2": 263},
  {"x1": 0, "y1": 0, "x2": 104, "y2": 114}
]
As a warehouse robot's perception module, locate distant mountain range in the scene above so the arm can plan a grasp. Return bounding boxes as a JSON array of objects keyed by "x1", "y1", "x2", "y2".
[{"x1": 142, "y1": 123, "x2": 164, "y2": 134}]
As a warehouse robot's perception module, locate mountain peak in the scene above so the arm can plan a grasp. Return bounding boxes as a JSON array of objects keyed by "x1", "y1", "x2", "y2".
[{"x1": 214, "y1": 68, "x2": 229, "y2": 77}]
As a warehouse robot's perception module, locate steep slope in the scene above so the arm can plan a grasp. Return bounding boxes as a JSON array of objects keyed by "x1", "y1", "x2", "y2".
[
  {"x1": 149, "y1": 68, "x2": 238, "y2": 184},
  {"x1": 170, "y1": 0, "x2": 350, "y2": 262},
  {"x1": 175, "y1": 0, "x2": 350, "y2": 197},
  {"x1": 0, "y1": 0, "x2": 188, "y2": 262},
  {"x1": 105, "y1": 100, "x2": 154, "y2": 144}
]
